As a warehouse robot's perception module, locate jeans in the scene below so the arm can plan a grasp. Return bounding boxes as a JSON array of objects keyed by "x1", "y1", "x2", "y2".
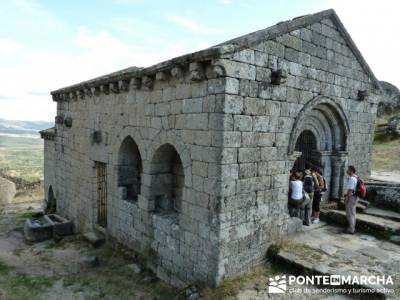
[
  {"x1": 288, "y1": 194, "x2": 312, "y2": 225},
  {"x1": 345, "y1": 195, "x2": 358, "y2": 233}
]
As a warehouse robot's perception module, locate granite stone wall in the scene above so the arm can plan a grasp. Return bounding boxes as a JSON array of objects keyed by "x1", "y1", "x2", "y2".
[
  {"x1": 212, "y1": 17, "x2": 379, "y2": 280},
  {"x1": 44, "y1": 10, "x2": 381, "y2": 287}
]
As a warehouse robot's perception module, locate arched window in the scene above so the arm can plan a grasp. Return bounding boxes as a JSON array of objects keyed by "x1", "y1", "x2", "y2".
[
  {"x1": 150, "y1": 144, "x2": 184, "y2": 213},
  {"x1": 46, "y1": 186, "x2": 56, "y2": 213},
  {"x1": 118, "y1": 137, "x2": 142, "y2": 201}
]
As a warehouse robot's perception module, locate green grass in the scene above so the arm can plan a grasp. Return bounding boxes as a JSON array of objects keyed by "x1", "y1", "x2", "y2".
[
  {"x1": 372, "y1": 116, "x2": 400, "y2": 172},
  {"x1": 0, "y1": 260, "x2": 57, "y2": 300},
  {"x1": 0, "y1": 135, "x2": 43, "y2": 182},
  {"x1": 201, "y1": 265, "x2": 279, "y2": 300}
]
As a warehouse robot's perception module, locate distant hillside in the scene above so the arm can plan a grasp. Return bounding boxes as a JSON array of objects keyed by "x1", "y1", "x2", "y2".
[{"x1": 0, "y1": 118, "x2": 53, "y2": 137}]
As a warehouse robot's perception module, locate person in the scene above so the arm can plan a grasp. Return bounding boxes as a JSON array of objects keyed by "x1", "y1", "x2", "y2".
[
  {"x1": 344, "y1": 165, "x2": 358, "y2": 234},
  {"x1": 303, "y1": 169, "x2": 315, "y2": 206},
  {"x1": 288, "y1": 172, "x2": 311, "y2": 226},
  {"x1": 311, "y1": 167, "x2": 325, "y2": 224}
]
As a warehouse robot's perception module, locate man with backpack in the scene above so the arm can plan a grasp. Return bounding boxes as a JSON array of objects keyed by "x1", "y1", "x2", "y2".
[
  {"x1": 303, "y1": 169, "x2": 315, "y2": 225},
  {"x1": 344, "y1": 165, "x2": 366, "y2": 234},
  {"x1": 311, "y1": 167, "x2": 326, "y2": 224}
]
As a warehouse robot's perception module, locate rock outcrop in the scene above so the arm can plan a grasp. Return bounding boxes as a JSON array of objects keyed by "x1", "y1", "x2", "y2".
[
  {"x1": 0, "y1": 177, "x2": 16, "y2": 206},
  {"x1": 378, "y1": 81, "x2": 400, "y2": 116}
]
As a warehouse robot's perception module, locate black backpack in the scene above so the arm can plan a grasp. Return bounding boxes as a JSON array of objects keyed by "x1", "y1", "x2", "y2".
[{"x1": 304, "y1": 175, "x2": 314, "y2": 193}]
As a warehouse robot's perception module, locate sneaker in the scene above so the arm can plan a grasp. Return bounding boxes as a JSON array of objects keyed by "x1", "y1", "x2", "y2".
[{"x1": 312, "y1": 218, "x2": 320, "y2": 224}]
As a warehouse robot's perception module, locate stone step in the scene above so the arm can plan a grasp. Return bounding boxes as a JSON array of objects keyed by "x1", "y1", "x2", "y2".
[
  {"x1": 358, "y1": 199, "x2": 371, "y2": 207},
  {"x1": 363, "y1": 207, "x2": 400, "y2": 223},
  {"x1": 268, "y1": 225, "x2": 399, "y2": 299},
  {"x1": 337, "y1": 201, "x2": 368, "y2": 213},
  {"x1": 82, "y1": 231, "x2": 105, "y2": 248},
  {"x1": 320, "y1": 209, "x2": 400, "y2": 238}
]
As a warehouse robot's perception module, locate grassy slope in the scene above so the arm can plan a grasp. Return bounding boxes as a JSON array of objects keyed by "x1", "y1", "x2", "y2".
[
  {"x1": 372, "y1": 114, "x2": 400, "y2": 171},
  {"x1": 0, "y1": 135, "x2": 43, "y2": 182}
]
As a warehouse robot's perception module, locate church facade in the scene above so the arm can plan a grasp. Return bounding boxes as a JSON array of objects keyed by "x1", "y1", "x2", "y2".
[{"x1": 41, "y1": 9, "x2": 382, "y2": 286}]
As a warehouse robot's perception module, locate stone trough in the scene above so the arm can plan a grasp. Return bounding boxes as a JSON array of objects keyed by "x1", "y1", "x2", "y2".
[
  {"x1": 24, "y1": 217, "x2": 53, "y2": 242},
  {"x1": 24, "y1": 213, "x2": 73, "y2": 242},
  {"x1": 44, "y1": 213, "x2": 74, "y2": 236}
]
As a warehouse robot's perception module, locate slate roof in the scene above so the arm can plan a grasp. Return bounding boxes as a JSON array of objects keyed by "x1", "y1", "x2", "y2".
[{"x1": 51, "y1": 9, "x2": 382, "y2": 96}]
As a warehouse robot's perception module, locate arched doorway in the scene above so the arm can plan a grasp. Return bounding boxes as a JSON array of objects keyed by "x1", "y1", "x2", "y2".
[
  {"x1": 46, "y1": 186, "x2": 56, "y2": 213},
  {"x1": 289, "y1": 97, "x2": 350, "y2": 200},
  {"x1": 293, "y1": 130, "x2": 318, "y2": 171},
  {"x1": 117, "y1": 136, "x2": 142, "y2": 201}
]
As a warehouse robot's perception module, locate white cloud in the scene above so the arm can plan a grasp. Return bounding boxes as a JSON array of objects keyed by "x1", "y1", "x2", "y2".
[
  {"x1": 219, "y1": 0, "x2": 233, "y2": 5},
  {"x1": 0, "y1": 39, "x2": 23, "y2": 55},
  {"x1": 0, "y1": 25, "x2": 206, "y2": 121},
  {"x1": 169, "y1": 16, "x2": 221, "y2": 34},
  {"x1": 328, "y1": 0, "x2": 400, "y2": 88}
]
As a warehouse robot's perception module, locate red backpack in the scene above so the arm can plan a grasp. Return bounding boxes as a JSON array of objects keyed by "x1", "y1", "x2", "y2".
[{"x1": 355, "y1": 176, "x2": 367, "y2": 199}]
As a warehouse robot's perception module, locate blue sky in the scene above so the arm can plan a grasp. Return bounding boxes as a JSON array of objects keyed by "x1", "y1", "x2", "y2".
[{"x1": 0, "y1": 0, "x2": 399, "y2": 121}]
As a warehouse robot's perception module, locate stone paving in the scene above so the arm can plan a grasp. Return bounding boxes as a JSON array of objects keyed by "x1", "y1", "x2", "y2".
[{"x1": 273, "y1": 224, "x2": 400, "y2": 299}]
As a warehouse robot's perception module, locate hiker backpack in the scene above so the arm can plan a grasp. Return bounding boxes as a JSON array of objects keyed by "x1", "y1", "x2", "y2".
[
  {"x1": 303, "y1": 175, "x2": 314, "y2": 193},
  {"x1": 355, "y1": 176, "x2": 367, "y2": 199}
]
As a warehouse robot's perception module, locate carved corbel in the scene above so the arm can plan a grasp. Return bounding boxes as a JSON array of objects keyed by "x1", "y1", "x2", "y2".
[
  {"x1": 70, "y1": 91, "x2": 77, "y2": 101},
  {"x1": 100, "y1": 84, "x2": 110, "y2": 95},
  {"x1": 271, "y1": 69, "x2": 287, "y2": 85},
  {"x1": 119, "y1": 79, "x2": 130, "y2": 92},
  {"x1": 92, "y1": 86, "x2": 101, "y2": 96},
  {"x1": 131, "y1": 77, "x2": 142, "y2": 89},
  {"x1": 85, "y1": 88, "x2": 92, "y2": 98},
  {"x1": 156, "y1": 71, "x2": 169, "y2": 82},
  {"x1": 142, "y1": 76, "x2": 154, "y2": 90},
  {"x1": 77, "y1": 90, "x2": 85, "y2": 100},
  {"x1": 64, "y1": 116, "x2": 73, "y2": 128},
  {"x1": 110, "y1": 82, "x2": 120, "y2": 93},
  {"x1": 55, "y1": 114, "x2": 64, "y2": 124},
  {"x1": 206, "y1": 64, "x2": 226, "y2": 79},
  {"x1": 357, "y1": 90, "x2": 369, "y2": 101},
  {"x1": 171, "y1": 66, "x2": 185, "y2": 81},
  {"x1": 189, "y1": 62, "x2": 205, "y2": 81}
]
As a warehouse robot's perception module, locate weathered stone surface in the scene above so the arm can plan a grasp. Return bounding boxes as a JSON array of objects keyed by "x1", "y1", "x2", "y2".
[
  {"x1": 43, "y1": 9, "x2": 380, "y2": 288},
  {"x1": 0, "y1": 177, "x2": 16, "y2": 206},
  {"x1": 83, "y1": 232, "x2": 105, "y2": 248}
]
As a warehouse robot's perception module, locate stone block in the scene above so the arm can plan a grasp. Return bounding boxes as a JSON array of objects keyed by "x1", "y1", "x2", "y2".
[
  {"x1": 253, "y1": 116, "x2": 270, "y2": 132},
  {"x1": 185, "y1": 114, "x2": 208, "y2": 130},
  {"x1": 238, "y1": 148, "x2": 260, "y2": 163},
  {"x1": 263, "y1": 40, "x2": 285, "y2": 57},
  {"x1": 254, "y1": 51, "x2": 268, "y2": 67},
  {"x1": 226, "y1": 77, "x2": 240, "y2": 94},
  {"x1": 233, "y1": 115, "x2": 253, "y2": 131},
  {"x1": 233, "y1": 49, "x2": 255, "y2": 64},
  {"x1": 220, "y1": 59, "x2": 256, "y2": 80},
  {"x1": 224, "y1": 95, "x2": 243, "y2": 114},
  {"x1": 243, "y1": 97, "x2": 266, "y2": 115},
  {"x1": 183, "y1": 98, "x2": 203, "y2": 113},
  {"x1": 239, "y1": 80, "x2": 259, "y2": 97},
  {"x1": 239, "y1": 163, "x2": 258, "y2": 179}
]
